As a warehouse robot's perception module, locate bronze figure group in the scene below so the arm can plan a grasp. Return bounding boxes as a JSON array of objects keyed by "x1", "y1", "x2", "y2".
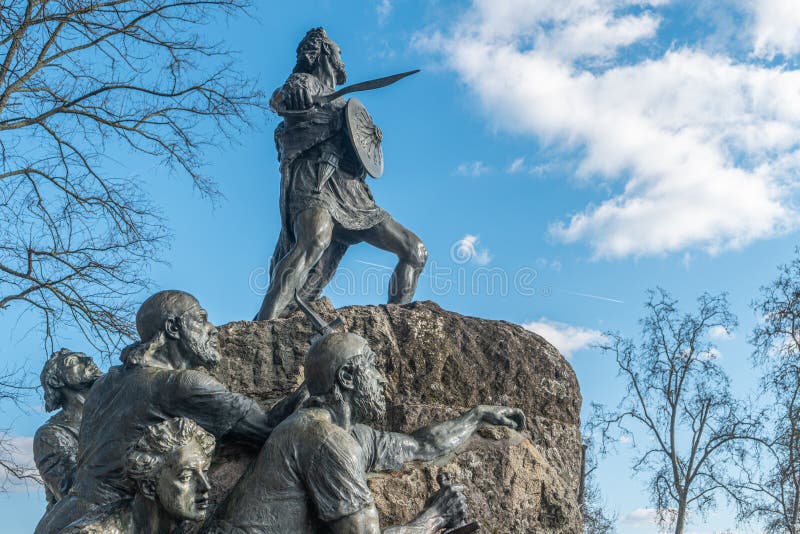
[{"x1": 30, "y1": 28, "x2": 526, "y2": 533}]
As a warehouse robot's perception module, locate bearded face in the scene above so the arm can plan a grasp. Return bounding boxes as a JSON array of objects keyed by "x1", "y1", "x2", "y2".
[
  {"x1": 177, "y1": 306, "x2": 220, "y2": 369},
  {"x1": 351, "y1": 357, "x2": 387, "y2": 424},
  {"x1": 59, "y1": 352, "x2": 102, "y2": 391}
]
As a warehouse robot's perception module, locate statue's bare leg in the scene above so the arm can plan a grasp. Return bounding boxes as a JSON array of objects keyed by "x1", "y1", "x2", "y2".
[
  {"x1": 256, "y1": 208, "x2": 334, "y2": 320},
  {"x1": 356, "y1": 216, "x2": 427, "y2": 304}
]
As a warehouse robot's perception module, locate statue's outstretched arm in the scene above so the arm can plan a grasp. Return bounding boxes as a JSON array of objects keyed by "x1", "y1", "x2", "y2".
[{"x1": 408, "y1": 405, "x2": 525, "y2": 462}]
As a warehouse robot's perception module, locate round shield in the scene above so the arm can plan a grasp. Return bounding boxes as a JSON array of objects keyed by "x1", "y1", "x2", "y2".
[{"x1": 344, "y1": 98, "x2": 384, "y2": 178}]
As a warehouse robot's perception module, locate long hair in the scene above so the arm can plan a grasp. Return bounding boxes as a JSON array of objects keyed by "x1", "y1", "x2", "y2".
[
  {"x1": 119, "y1": 331, "x2": 167, "y2": 368},
  {"x1": 40, "y1": 348, "x2": 74, "y2": 412}
]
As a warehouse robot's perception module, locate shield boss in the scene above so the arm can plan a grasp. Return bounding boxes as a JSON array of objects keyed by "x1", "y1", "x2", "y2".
[{"x1": 344, "y1": 98, "x2": 384, "y2": 178}]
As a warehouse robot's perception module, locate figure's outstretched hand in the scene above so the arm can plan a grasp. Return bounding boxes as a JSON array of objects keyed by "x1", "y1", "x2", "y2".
[{"x1": 476, "y1": 405, "x2": 526, "y2": 430}]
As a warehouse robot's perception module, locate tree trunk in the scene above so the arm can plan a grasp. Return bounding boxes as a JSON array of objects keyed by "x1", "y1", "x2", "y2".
[{"x1": 674, "y1": 501, "x2": 687, "y2": 534}]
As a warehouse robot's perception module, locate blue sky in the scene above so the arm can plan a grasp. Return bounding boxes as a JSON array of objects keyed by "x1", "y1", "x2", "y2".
[{"x1": 2, "y1": 0, "x2": 800, "y2": 532}]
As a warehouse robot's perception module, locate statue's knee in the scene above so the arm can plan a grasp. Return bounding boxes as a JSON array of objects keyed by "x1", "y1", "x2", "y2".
[
  {"x1": 295, "y1": 232, "x2": 330, "y2": 264},
  {"x1": 306, "y1": 235, "x2": 330, "y2": 260},
  {"x1": 406, "y1": 240, "x2": 427, "y2": 269}
]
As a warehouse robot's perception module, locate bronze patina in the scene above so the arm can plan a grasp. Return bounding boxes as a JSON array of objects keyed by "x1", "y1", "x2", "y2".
[
  {"x1": 61, "y1": 417, "x2": 215, "y2": 534},
  {"x1": 34, "y1": 291, "x2": 306, "y2": 534},
  {"x1": 345, "y1": 98, "x2": 384, "y2": 178},
  {"x1": 34, "y1": 349, "x2": 102, "y2": 508},
  {"x1": 255, "y1": 27, "x2": 426, "y2": 321}
]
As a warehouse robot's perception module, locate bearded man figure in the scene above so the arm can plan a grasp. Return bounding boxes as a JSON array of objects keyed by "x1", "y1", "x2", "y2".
[
  {"x1": 255, "y1": 27, "x2": 427, "y2": 321},
  {"x1": 62, "y1": 417, "x2": 215, "y2": 533},
  {"x1": 34, "y1": 349, "x2": 103, "y2": 508},
  {"x1": 35, "y1": 290, "x2": 306, "y2": 534},
  {"x1": 207, "y1": 298, "x2": 525, "y2": 533}
]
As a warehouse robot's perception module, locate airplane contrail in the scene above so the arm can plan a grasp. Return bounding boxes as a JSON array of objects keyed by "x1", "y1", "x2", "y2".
[{"x1": 567, "y1": 291, "x2": 624, "y2": 304}]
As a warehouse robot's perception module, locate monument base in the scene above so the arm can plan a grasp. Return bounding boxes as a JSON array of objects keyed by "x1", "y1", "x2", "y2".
[{"x1": 209, "y1": 299, "x2": 583, "y2": 532}]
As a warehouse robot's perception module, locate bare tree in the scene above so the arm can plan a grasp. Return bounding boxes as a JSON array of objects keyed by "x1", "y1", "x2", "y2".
[
  {"x1": 591, "y1": 289, "x2": 755, "y2": 534},
  {"x1": 728, "y1": 251, "x2": 800, "y2": 533},
  {"x1": 0, "y1": 0, "x2": 262, "y2": 355}
]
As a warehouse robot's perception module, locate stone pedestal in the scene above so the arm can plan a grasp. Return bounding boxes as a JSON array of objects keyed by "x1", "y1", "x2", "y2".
[{"x1": 208, "y1": 299, "x2": 583, "y2": 533}]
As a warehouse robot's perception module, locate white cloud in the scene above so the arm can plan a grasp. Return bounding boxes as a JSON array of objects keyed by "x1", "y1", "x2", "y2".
[
  {"x1": 4, "y1": 436, "x2": 35, "y2": 469},
  {"x1": 522, "y1": 317, "x2": 606, "y2": 358},
  {"x1": 417, "y1": 0, "x2": 800, "y2": 259},
  {"x1": 452, "y1": 234, "x2": 493, "y2": 265},
  {"x1": 508, "y1": 156, "x2": 527, "y2": 173},
  {"x1": 376, "y1": 0, "x2": 393, "y2": 25},
  {"x1": 750, "y1": 0, "x2": 800, "y2": 59},
  {"x1": 456, "y1": 160, "x2": 491, "y2": 177},
  {"x1": 709, "y1": 325, "x2": 735, "y2": 340},
  {"x1": 0, "y1": 436, "x2": 41, "y2": 492},
  {"x1": 622, "y1": 507, "x2": 661, "y2": 530},
  {"x1": 507, "y1": 156, "x2": 560, "y2": 176},
  {"x1": 535, "y1": 257, "x2": 563, "y2": 271}
]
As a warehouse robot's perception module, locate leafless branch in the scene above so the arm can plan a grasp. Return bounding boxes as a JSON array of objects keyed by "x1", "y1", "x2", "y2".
[
  {"x1": 0, "y1": 0, "x2": 264, "y2": 357},
  {"x1": 732, "y1": 250, "x2": 800, "y2": 533}
]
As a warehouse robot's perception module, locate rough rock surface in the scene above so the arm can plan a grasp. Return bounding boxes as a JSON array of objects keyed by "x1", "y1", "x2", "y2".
[{"x1": 207, "y1": 299, "x2": 583, "y2": 533}]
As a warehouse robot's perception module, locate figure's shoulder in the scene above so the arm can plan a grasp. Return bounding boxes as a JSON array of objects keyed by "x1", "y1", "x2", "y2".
[
  {"x1": 306, "y1": 410, "x2": 363, "y2": 458},
  {"x1": 60, "y1": 498, "x2": 133, "y2": 534},
  {"x1": 277, "y1": 408, "x2": 349, "y2": 443},
  {"x1": 34, "y1": 416, "x2": 77, "y2": 450}
]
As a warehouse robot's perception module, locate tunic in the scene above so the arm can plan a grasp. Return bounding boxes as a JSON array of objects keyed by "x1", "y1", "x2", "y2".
[
  {"x1": 273, "y1": 72, "x2": 387, "y2": 231},
  {"x1": 205, "y1": 407, "x2": 411, "y2": 533}
]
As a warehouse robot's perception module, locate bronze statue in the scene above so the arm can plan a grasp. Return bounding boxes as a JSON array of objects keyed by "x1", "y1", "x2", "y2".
[
  {"x1": 61, "y1": 417, "x2": 215, "y2": 533},
  {"x1": 206, "y1": 296, "x2": 525, "y2": 532},
  {"x1": 34, "y1": 349, "x2": 102, "y2": 508},
  {"x1": 255, "y1": 27, "x2": 426, "y2": 321},
  {"x1": 35, "y1": 290, "x2": 306, "y2": 534}
]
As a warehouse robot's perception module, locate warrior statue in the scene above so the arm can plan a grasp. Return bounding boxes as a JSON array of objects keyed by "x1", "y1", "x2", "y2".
[
  {"x1": 34, "y1": 349, "x2": 102, "y2": 508},
  {"x1": 35, "y1": 290, "x2": 307, "y2": 534},
  {"x1": 255, "y1": 27, "x2": 426, "y2": 320},
  {"x1": 61, "y1": 417, "x2": 215, "y2": 533},
  {"x1": 207, "y1": 295, "x2": 524, "y2": 532}
]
